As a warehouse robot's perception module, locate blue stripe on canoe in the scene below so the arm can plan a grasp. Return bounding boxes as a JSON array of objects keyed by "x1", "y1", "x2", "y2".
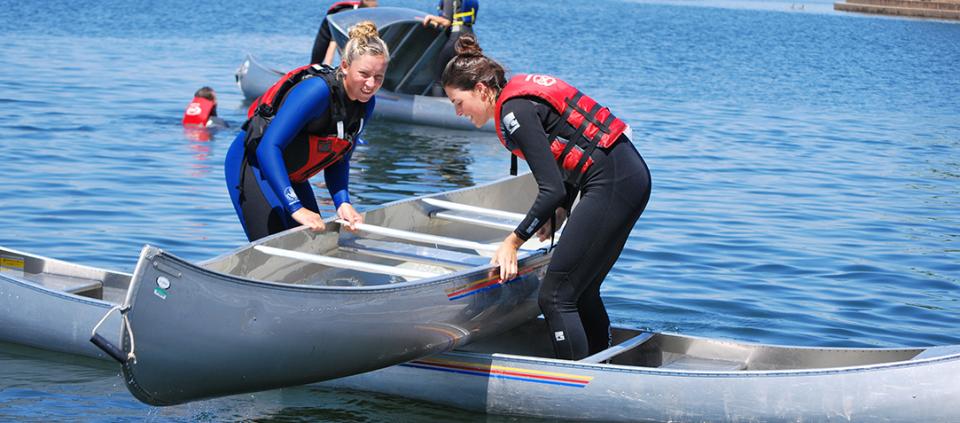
[
  {"x1": 447, "y1": 283, "x2": 502, "y2": 301},
  {"x1": 400, "y1": 363, "x2": 588, "y2": 388}
]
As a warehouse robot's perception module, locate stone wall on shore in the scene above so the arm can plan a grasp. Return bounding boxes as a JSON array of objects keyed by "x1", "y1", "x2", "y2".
[{"x1": 835, "y1": 0, "x2": 960, "y2": 20}]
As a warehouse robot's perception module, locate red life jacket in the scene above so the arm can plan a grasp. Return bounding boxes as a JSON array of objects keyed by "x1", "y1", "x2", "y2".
[
  {"x1": 327, "y1": 1, "x2": 360, "y2": 14},
  {"x1": 243, "y1": 64, "x2": 363, "y2": 184},
  {"x1": 494, "y1": 74, "x2": 627, "y2": 176},
  {"x1": 182, "y1": 97, "x2": 215, "y2": 127}
]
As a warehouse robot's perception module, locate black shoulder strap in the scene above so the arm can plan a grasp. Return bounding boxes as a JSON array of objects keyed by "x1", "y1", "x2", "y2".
[{"x1": 316, "y1": 65, "x2": 348, "y2": 125}]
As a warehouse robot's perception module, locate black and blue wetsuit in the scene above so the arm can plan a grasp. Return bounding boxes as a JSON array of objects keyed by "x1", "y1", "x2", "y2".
[{"x1": 225, "y1": 75, "x2": 374, "y2": 241}]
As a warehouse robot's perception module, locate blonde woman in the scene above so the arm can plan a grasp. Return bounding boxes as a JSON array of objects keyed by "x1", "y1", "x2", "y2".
[{"x1": 225, "y1": 21, "x2": 389, "y2": 241}]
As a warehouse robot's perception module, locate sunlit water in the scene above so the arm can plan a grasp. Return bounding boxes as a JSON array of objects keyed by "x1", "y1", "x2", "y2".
[{"x1": 1, "y1": 0, "x2": 958, "y2": 420}]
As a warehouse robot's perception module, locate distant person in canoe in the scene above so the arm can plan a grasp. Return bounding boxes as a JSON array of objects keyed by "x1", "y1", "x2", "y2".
[
  {"x1": 225, "y1": 21, "x2": 389, "y2": 242},
  {"x1": 422, "y1": 0, "x2": 478, "y2": 96},
  {"x1": 441, "y1": 34, "x2": 652, "y2": 360},
  {"x1": 182, "y1": 86, "x2": 228, "y2": 129},
  {"x1": 311, "y1": 0, "x2": 379, "y2": 66}
]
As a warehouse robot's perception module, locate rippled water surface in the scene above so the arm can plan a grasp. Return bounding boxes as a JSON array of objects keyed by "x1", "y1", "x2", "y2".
[{"x1": 1, "y1": 0, "x2": 958, "y2": 421}]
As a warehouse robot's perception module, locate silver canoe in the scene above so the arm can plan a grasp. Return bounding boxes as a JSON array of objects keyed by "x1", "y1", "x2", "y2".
[
  {"x1": 94, "y1": 173, "x2": 552, "y2": 406},
  {"x1": 0, "y1": 247, "x2": 129, "y2": 359},
  {"x1": 234, "y1": 6, "x2": 494, "y2": 131},
  {"x1": 5, "y1": 241, "x2": 960, "y2": 421},
  {"x1": 326, "y1": 317, "x2": 960, "y2": 422}
]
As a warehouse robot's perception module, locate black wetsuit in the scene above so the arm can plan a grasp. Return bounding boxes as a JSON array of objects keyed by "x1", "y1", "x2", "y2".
[
  {"x1": 311, "y1": 3, "x2": 359, "y2": 64},
  {"x1": 500, "y1": 97, "x2": 651, "y2": 360},
  {"x1": 432, "y1": 0, "x2": 476, "y2": 95}
]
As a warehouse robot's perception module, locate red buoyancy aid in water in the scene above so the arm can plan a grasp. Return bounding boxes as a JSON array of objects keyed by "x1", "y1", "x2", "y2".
[
  {"x1": 242, "y1": 64, "x2": 362, "y2": 184},
  {"x1": 327, "y1": 1, "x2": 360, "y2": 14},
  {"x1": 494, "y1": 74, "x2": 627, "y2": 176},
  {"x1": 182, "y1": 97, "x2": 215, "y2": 127}
]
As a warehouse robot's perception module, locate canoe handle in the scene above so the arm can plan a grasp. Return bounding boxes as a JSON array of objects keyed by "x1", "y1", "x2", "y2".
[
  {"x1": 89, "y1": 305, "x2": 130, "y2": 365},
  {"x1": 91, "y1": 333, "x2": 127, "y2": 364}
]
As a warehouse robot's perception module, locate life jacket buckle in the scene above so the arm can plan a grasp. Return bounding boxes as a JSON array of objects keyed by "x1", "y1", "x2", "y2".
[{"x1": 255, "y1": 103, "x2": 275, "y2": 118}]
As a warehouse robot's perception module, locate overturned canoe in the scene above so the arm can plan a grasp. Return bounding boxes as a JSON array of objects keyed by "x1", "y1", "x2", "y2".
[
  {"x1": 235, "y1": 7, "x2": 494, "y2": 131},
  {"x1": 94, "y1": 173, "x2": 552, "y2": 405},
  {"x1": 325, "y1": 317, "x2": 960, "y2": 422}
]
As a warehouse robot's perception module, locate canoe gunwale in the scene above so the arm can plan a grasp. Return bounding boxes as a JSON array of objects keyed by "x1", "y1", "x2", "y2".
[
  {"x1": 135, "y1": 244, "x2": 550, "y2": 295},
  {"x1": 476, "y1": 351, "x2": 959, "y2": 378}
]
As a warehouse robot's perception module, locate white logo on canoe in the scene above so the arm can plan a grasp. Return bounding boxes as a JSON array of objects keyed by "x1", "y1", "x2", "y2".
[{"x1": 525, "y1": 74, "x2": 557, "y2": 87}]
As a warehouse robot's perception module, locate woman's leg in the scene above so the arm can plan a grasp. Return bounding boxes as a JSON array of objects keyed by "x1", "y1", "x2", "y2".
[{"x1": 539, "y1": 140, "x2": 651, "y2": 359}]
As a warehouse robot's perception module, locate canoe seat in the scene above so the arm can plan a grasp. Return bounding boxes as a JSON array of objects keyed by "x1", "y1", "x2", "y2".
[
  {"x1": 660, "y1": 356, "x2": 747, "y2": 371},
  {"x1": 339, "y1": 238, "x2": 488, "y2": 268},
  {"x1": 28, "y1": 272, "x2": 103, "y2": 298}
]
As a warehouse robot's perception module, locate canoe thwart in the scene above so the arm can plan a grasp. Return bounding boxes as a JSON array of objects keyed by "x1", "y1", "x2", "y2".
[
  {"x1": 338, "y1": 237, "x2": 489, "y2": 268},
  {"x1": 430, "y1": 210, "x2": 519, "y2": 232},
  {"x1": 338, "y1": 220, "x2": 536, "y2": 253},
  {"x1": 579, "y1": 332, "x2": 655, "y2": 364},
  {"x1": 253, "y1": 245, "x2": 445, "y2": 279},
  {"x1": 421, "y1": 198, "x2": 526, "y2": 221}
]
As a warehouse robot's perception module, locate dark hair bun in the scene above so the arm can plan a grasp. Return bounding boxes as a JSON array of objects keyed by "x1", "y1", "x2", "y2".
[{"x1": 454, "y1": 33, "x2": 483, "y2": 57}]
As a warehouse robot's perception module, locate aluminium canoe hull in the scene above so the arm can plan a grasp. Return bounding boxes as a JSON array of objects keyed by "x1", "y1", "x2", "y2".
[
  {"x1": 0, "y1": 247, "x2": 128, "y2": 359},
  {"x1": 110, "y1": 173, "x2": 550, "y2": 405},
  {"x1": 325, "y1": 318, "x2": 960, "y2": 422}
]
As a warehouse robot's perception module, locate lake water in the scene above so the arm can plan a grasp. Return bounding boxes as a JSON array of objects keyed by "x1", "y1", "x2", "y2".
[{"x1": 1, "y1": 0, "x2": 958, "y2": 421}]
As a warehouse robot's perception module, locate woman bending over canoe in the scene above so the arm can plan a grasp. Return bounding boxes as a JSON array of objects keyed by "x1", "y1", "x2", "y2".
[
  {"x1": 441, "y1": 34, "x2": 652, "y2": 360},
  {"x1": 225, "y1": 21, "x2": 389, "y2": 241}
]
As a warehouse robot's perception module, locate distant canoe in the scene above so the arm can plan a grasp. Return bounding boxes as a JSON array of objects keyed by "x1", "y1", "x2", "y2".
[
  {"x1": 91, "y1": 173, "x2": 551, "y2": 406},
  {"x1": 325, "y1": 317, "x2": 960, "y2": 422},
  {"x1": 234, "y1": 7, "x2": 494, "y2": 131}
]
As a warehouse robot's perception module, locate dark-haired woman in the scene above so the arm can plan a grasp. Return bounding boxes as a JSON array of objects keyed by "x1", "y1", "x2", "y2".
[
  {"x1": 441, "y1": 34, "x2": 652, "y2": 360},
  {"x1": 225, "y1": 22, "x2": 389, "y2": 242}
]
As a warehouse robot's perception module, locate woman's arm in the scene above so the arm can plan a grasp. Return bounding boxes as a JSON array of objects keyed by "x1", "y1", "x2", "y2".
[
  {"x1": 501, "y1": 98, "x2": 568, "y2": 241},
  {"x1": 255, "y1": 77, "x2": 331, "y2": 216}
]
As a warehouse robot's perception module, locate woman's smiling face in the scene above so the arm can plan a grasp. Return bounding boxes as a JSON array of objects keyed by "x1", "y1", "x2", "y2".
[{"x1": 445, "y1": 83, "x2": 494, "y2": 128}]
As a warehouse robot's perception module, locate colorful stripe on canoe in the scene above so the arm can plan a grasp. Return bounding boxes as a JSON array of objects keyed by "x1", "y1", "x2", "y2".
[
  {"x1": 401, "y1": 358, "x2": 593, "y2": 388},
  {"x1": 445, "y1": 266, "x2": 538, "y2": 301}
]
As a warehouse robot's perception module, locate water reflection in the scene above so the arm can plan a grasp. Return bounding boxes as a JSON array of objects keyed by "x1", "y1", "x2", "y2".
[{"x1": 348, "y1": 121, "x2": 484, "y2": 206}]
